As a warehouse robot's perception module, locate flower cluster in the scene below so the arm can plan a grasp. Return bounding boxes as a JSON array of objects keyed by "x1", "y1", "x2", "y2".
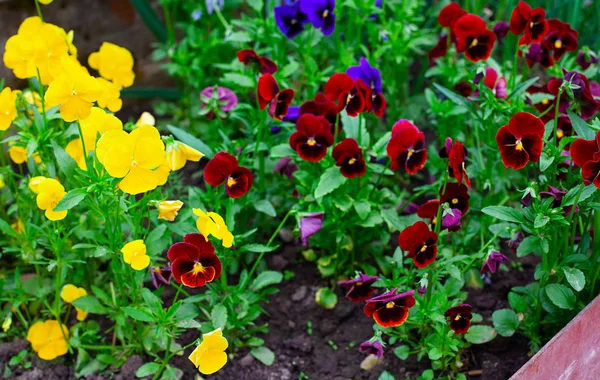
[{"x1": 275, "y1": 0, "x2": 337, "y2": 39}]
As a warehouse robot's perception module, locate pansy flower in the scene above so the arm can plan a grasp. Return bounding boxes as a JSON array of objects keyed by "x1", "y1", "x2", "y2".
[
  {"x1": 300, "y1": 0, "x2": 336, "y2": 36},
  {"x1": 200, "y1": 86, "x2": 238, "y2": 119},
  {"x1": 88, "y1": 42, "x2": 135, "y2": 87},
  {"x1": 346, "y1": 58, "x2": 387, "y2": 117},
  {"x1": 36, "y1": 178, "x2": 67, "y2": 221},
  {"x1": 299, "y1": 92, "x2": 340, "y2": 133},
  {"x1": 26, "y1": 320, "x2": 69, "y2": 361},
  {"x1": 359, "y1": 340, "x2": 384, "y2": 359},
  {"x1": 193, "y1": 208, "x2": 234, "y2": 248},
  {"x1": 203, "y1": 152, "x2": 253, "y2": 198},
  {"x1": 444, "y1": 304, "x2": 473, "y2": 334},
  {"x1": 496, "y1": 112, "x2": 545, "y2": 170},
  {"x1": 428, "y1": 34, "x2": 450, "y2": 65},
  {"x1": 299, "y1": 212, "x2": 324, "y2": 246},
  {"x1": 480, "y1": 251, "x2": 509, "y2": 274},
  {"x1": 386, "y1": 120, "x2": 427, "y2": 174},
  {"x1": 493, "y1": 21, "x2": 510, "y2": 39},
  {"x1": 553, "y1": 73, "x2": 600, "y2": 120},
  {"x1": 236, "y1": 49, "x2": 277, "y2": 74},
  {"x1": 324, "y1": 73, "x2": 365, "y2": 116},
  {"x1": 289, "y1": 114, "x2": 334, "y2": 162},
  {"x1": 440, "y1": 138, "x2": 471, "y2": 187},
  {"x1": 440, "y1": 182, "x2": 470, "y2": 214},
  {"x1": 168, "y1": 233, "x2": 222, "y2": 288},
  {"x1": 150, "y1": 265, "x2": 172, "y2": 289},
  {"x1": 453, "y1": 14, "x2": 497, "y2": 62},
  {"x1": 188, "y1": 328, "x2": 228, "y2": 375},
  {"x1": 509, "y1": 1, "x2": 549, "y2": 44},
  {"x1": 524, "y1": 43, "x2": 554, "y2": 69},
  {"x1": 0, "y1": 87, "x2": 19, "y2": 131},
  {"x1": 273, "y1": 157, "x2": 298, "y2": 179},
  {"x1": 121, "y1": 240, "x2": 150, "y2": 270},
  {"x1": 332, "y1": 138, "x2": 366, "y2": 179},
  {"x1": 166, "y1": 141, "x2": 204, "y2": 171},
  {"x1": 338, "y1": 273, "x2": 379, "y2": 302},
  {"x1": 571, "y1": 130, "x2": 600, "y2": 188},
  {"x1": 480, "y1": 67, "x2": 507, "y2": 99},
  {"x1": 364, "y1": 289, "x2": 416, "y2": 328},
  {"x1": 544, "y1": 19, "x2": 578, "y2": 61},
  {"x1": 274, "y1": 2, "x2": 309, "y2": 39},
  {"x1": 577, "y1": 50, "x2": 599, "y2": 70},
  {"x1": 157, "y1": 200, "x2": 184, "y2": 222},
  {"x1": 399, "y1": 221, "x2": 439, "y2": 268},
  {"x1": 257, "y1": 74, "x2": 295, "y2": 120},
  {"x1": 454, "y1": 81, "x2": 474, "y2": 97},
  {"x1": 417, "y1": 200, "x2": 463, "y2": 232},
  {"x1": 438, "y1": 2, "x2": 466, "y2": 33}
]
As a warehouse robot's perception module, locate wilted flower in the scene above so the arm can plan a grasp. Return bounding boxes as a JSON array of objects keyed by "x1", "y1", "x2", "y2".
[
  {"x1": 359, "y1": 340, "x2": 384, "y2": 358},
  {"x1": 480, "y1": 251, "x2": 509, "y2": 274},
  {"x1": 299, "y1": 212, "x2": 324, "y2": 246},
  {"x1": 150, "y1": 266, "x2": 172, "y2": 288},
  {"x1": 273, "y1": 157, "x2": 298, "y2": 180},
  {"x1": 338, "y1": 273, "x2": 379, "y2": 302},
  {"x1": 188, "y1": 328, "x2": 228, "y2": 375}
]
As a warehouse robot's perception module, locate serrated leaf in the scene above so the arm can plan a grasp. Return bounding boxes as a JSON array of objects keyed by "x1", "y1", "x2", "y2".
[
  {"x1": 315, "y1": 167, "x2": 347, "y2": 198},
  {"x1": 563, "y1": 267, "x2": 585, "y2": 292},
  {"x1": 211, "y1": 304, "x2": 228, "y2": 329},
  {"x1": 464, "y1": 325, "x2": 497, "y2": 344},
  {"x1": 492, "y1": 309, "x2": 519, "y2": 337},
  {"x1": 251, "y1": 271, "x2": 283, "y2": 291}
]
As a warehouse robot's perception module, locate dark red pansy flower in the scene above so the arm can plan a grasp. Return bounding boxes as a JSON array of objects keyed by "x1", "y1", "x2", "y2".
[
  {"x1": 556, "y1": 115, "x2": 574, "y2": 146},
  {"x1": 237, "y1": 49, "x2": 278, "y2": 74},
  {"x1": 544, "y1": 19, "x2": 579, "y2": 61},
  {"x1": 417, "y1": 200, "x2": 441, "y2": 227},
  {"x1": 482, "y1": 67, "x2": 507, "y2": 99},
  {"x1": 355, "y1": 78, "x2": 386, "y2": 117},
  {"x1": 440, "y1": 137, "x2": 471, "y2": 187},
  {"x1": 167, "y1": 233, "x2": 222, "y2": 288},
  {"x1": 444, "y1": 304, "x2": 473, "y2": 334},
  {"x1": 571, "y1": 130, "x2": 600, "y2": 188},
  {"x1": 416, "y1": 199, "x2": 463, "y2": 232},
  {"x1": 523, "y1": 43, "x2": 555, "y2": 69},
  {"x1": 398, "y1": 221, "x2": 438, "y2": 269},
  {"x1": 496, "y1": 112, "x2": 545, "y2": 170},
  {"x1": 324, "y1": 73, "x2": 365, "y2": 116},
  {"x1": 526, "y1": 83, "x2": 565, "y2": 122},
  {"x1": 438, "y1": 2, "x2": 466, "y2": 30},
  {"x1": 289, "y1": 114, "x2": 334, "y2": 162},
  {"x1": 509, "y1": 1, "x2": 548, "y2": 44},
  {"x1": 332, "y1": 138, "x2": 366, "y2": 179},
  {"x1": 453, "y1": 14, "x2": 497, "y2": 62},
  {"x1": 577, "y1": 75, "x2": 600, "y2": 120},
  {"x1": 577, "y1": 50, "x2": 599, "y2": 70},
  {"x1": 454, "y1": 81, "x2": 474, "y2": 97},
  {"x1": 429, "y1": 34, "x2": 450, "y2": 65},
  {"x1": 300, "y1": 92, "x2": 341, "y2": 134},
  {"x1": 338, "y1": 273, "x2": 380, "y2": 302},
  {"x1": 363, "y1": 289, "x2": 416, "y2": 328},
  {"x1": 257, "y1": 74, "x2": 295, "y2": 120},
  {"x1": 386, "y1": 120, "x2": 427, "y2": 174},
  {"x1": 204, "y1": 152, "x2": 253, "y2": 198},
  {"x1": 440, "y1": 182, "x2": 470, "y2": 214}
]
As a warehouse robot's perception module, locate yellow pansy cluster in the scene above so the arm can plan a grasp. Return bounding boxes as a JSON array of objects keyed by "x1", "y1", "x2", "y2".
[
  {"x1": 8, "y1": 142, "x2": 41, "y2": 165},
  {"x1": 60, "y1": 284, "x2": 88, "y2": 321}
]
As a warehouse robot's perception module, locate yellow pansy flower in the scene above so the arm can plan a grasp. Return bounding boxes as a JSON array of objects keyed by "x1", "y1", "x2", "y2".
[
  {"x1": 95, "y1": 125, "x2": 166, "y2": 195},
  {"x1": 0, "y1": 174, "x2": 4, "y2": 189},
  {"x1": 154, "y1": 159, "x2": 171, "y2": 186},
  {"x1": 0, "y1": 87, "x2": 19, "y2": 131},
  {"x1": 36, "y1": 178, "x2": 67, "y2": 221},
  {"x1": 96, "y1": 77, "x2": 122, "y2": 112},
  {"x1": 166, "y1": 142, "x2": 204, "y2": 171},
  {"x1": 88, "y1": 42, "x2": 135, "y2": 88},
  {"x1": 34, "y1": 23, "x2": 71, "y2": 85},
  {"x1": 2, "y1": 315, "x2": 12, "y2": 332},
  {"x1": 8, "y1": 144, "x2": 41, "y2": 165},
  {"x1": 29, "y1": 176, "x2": 47, "y2": 194},
  {"x1": 45, "y1": 57, "x2": 102, "y2": 122},
  {"x1": 192, "y1": 208, "x2": 234, "y2": 248},
  {"x1": 26, "y1": 320, "x2": 69, "y2": 361},
  {"x1": 121, "y1": 240, "x2": 150, "y2": 270},
  {"x1": 188, "y1": 328, "x2": 228, "y2": 375},
  {"x1": 39, "y1": 0, "x2": 54, "y2": 4},
  {"x1": 22, "y1": 89, "x2": 42, "y2": 112},
  {"x1": 136, "y1": 112, "x2": 155, "y2": 126},
  {"x1": 60, "y1": 284, "x2": 88, "y2": 321},
  {"x1": 3, "y1": 17, "x2": 42, "y2": 79},
  {"x1": 157, "y1": 200, "x2": 183, "y2": 222}
]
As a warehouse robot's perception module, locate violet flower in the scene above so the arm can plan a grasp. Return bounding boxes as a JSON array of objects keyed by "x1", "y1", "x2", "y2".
[
  {"x1": 493, "y1": 21, "x2": 509, "y2": 39},
  {"x1": 540, "y1": 185, "x2": 579, "y2": 215},
  {"x1": 359, "y1": 340, "x2": 384, "y2": 359},
  {"x1": 274, "y1": 2, "x2": 309, "y2": 39},
  {"x1": 480, "y1": 251, "x2": 508, "y2": 274},
  {"x1": 150, "y1": 265, "x2": 172, "y2": 288},
  {"x1": 300, "y1": 0, "x2": 336, "y2": 36},
  {"x1": 200, "y1": 86, "x2": 238, "y2": 119},
  {"x1": 508, "y1": 232, "x2": 524, "y2": 253},
  {"x1": 577, "y1": 51, "x2": 599, "y2": 70},
  {"x1": 283, "y1": 106, "x2": 300, "y2": 123},
  {"x1": 273, "y1": 157, "x2": 298, "y2": 180},
  {"x1": 338, "y1": 273, "x2": 379, "y2": 302},
  {"x1": 346, "y1": 58, "x2": 382, "y2": 93},
  {"x1": 299, "y1": 212, "x2": 324, "y2": 246},
  {"x1": 441, "y1": 208, "x2": 462, "y2": 230}
]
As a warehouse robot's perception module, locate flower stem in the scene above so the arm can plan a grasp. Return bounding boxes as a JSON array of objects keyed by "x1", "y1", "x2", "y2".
[
  {"x1": 212, "y1": 0, "x2": 231, "y2": 35},
  {"x1": 34, "y1": 0, "x2": 44, "y2": 22},
  {"x1": 509, "y1": 39, "x2": 520, "y2": 91}
]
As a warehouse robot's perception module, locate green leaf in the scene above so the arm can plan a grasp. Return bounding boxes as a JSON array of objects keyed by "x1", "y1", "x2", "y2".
[
  {"x1": 130, "y1": 0, "x2": 168, "y2": 42},
  {"x1": 314, "y1": 167, "x2": 347, "y2": 198},
  {"x1": 239, "y1": 244, "x2": 278, "y2": 253},
  {"x1": 492, "y1": 309, "x2": 520, "y2": 337},
  {"x1": 270, "y1": 143, "x2": 295, "y2": 158},
  {"x1": 354, "y1": 200, "x2": 371, "y2": 220},
  {"x1": 254, "y1": 199, "x2": 276, "y2": 217},
  {"x1": 72, "y1": 296, "x2": 107, "y2": 314},
  {"x1": 52, "y1": 140, "x2": 77, "y2": 176},
  {"x1": 211, "y1": 304, "x2": 228, "y2": 329},
  {"x1": 378, "y1": 371, "x2": 396, "y2": 380},
  {"x1": 539, "y1": 152, "x2": 554, "y2": 172},
  {"x1": 280, "y1": 61, "x2": 300, "y2": 78},
  {"x1": 250, "y1": 346, "x2": 275, "y2": 366},
  {"x1": 226, "y1": 32, "x2": 252, "y2": 43},
  {"x1": 122, "y1": 307, "x2": 154, "y2": 322},
  {"x1": 393, "y1": 345, "x2": 410, "y2": 360},
  {"x1": 380, "y1": 207, "x2": 406, "y2": 232},
  {"x1": 428, "y1": 347, "x2": 443, "y2": 360},
  {"x1": 534, "y1": 214, "x2": 550, "y2": 229},
  {"x1": 562, "y1": 184, "x2": 596, "y2": 206},
  {"x1": 433, "y1": 83, "x2": 473, "y2": 111},
  {"x1": 315, "y1": 287, "x2": 337, "y2": 309},
  {"x1": 517, "y1": 236, "x2": 540, "y2": 257},
  {"x1": 54, "y1": 188, "x2": 87, "y2": 211},
  {"x1": 167, "y1": 125, "x2": 214, "y2": 158},
  {"x1": 545, "y1": 284, "x2": 576, "y2": 310},
  {"x1": 507, "y1": 76, "x2": 539, "y2": 101},
  {"x1": 247, "y1": 0, "x2": 264, "y2": 13},
  {"x1": 508, "y1": 292, "x2": 528, "y2": 313},
  {"x1": 464, "y1": 325, "x2": 497, "y2": 344},
  {"x1": 482, "y1": 206, "x2": 525, "y2": 223},
  {"x1": 0, "y1": 218, "x2": 17, "y2": 238},
  {"x1": 568, "y1": 110, "x2": 594, "y2": 140},
  {"x1": 251, "y1": 271, "x2": 283, "y2": 291},
  {"x1": 222, "y1": 72, "x2": 255, "y2": 88},
  {"x1": 563, "y1": 267, "x2": 585, "y2": 292},
  {"x1": 136, "y1": 362, "x2": 161, "y2": 378}
]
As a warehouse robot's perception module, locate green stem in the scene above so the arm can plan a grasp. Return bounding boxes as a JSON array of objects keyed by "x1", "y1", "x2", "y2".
[
  {"x1": 212, "y1": 0, "x2": 231, "y2": 34},
  {"x1": 588, "y1": 199, "x2": 600, "y2": 297},
  {"x1": 509, "y1": 40, "x2": 520, "y2": 91},
  {"x1": 34, "y1": 0, "x2": 44, "y2": 22},
  {"x1": 357, "y1": 114, "x2": 363, "y2": 146}
]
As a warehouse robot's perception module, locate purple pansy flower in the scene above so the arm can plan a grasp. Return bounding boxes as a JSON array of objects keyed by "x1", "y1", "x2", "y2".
[
  {"x1": 480, "y1": 251, "x2": 508, "y2": 274},
  {"x1": 346, "y1": 58, "x2": 382, "y2": 93},
  {"x1": 273, "y1": 157, "x2": 298, "y2": 180},
  {"x1": 577, "y1": 51, "x2": 599, "y2": 70},
  {"x1": 283, "y1": 105, "x2": 301, "y2": 123},
  {"x1": 299, "y1": 212, "x2": 324, "y2": 246},
  {"x1": 508, "y1": 231, "x2": 524, "y2": 253},
  {"x1": 540, "y1": 185, "x2": 579, "y2": 215},
  {"x1": 441, "y1": 208, "x2": 462, "y2": 230},
  {"x1": 359, "y1": 340, "x2": 384, "y2": 359},
  {"x1": 150, "y1": 265, "x2": 172, "y2": 288},
  {"x1": 493, "y1": 21, "x2": 509, "y2": 39},
  {"x1": 274, "y1": 2, "x2": 309, "y2": 39},
  {"x1": 338, "y1": 273, "x2": 379, "y2": 302},
  {"x1": 300, "y1": 0, "x2": 336, "y2": 36},
  {"x1": 200, "y1": 86, "x2": 238, "y2": 119}
]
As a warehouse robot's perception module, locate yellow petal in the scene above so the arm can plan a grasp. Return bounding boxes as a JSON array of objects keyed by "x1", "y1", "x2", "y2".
[
  {"x1": 198, "y1": 351, "x2": 227, "y2": 375},
  {"x1": 96, "y1": 130, "x2": 133, "y2": 178},
  {"x1": 181, "y1": 143, "x2": 204, "y2": 162},
  {"x1": 130, "y1": 125, "x2": 165, "y2": 170},
  {"x1": 75, "y1": 308, "x2": 88, "y2": 321},
  {"x1": 118, "y1": 165, "x2": 159, "y2": 195},
  {"x1": 136, "y1": 112, "x2": 155, "y2": 126},
  {"x1": 28, "y1": 176, "x2": 47, "y2": 194},
  {"x1": 130, "y1": 254, "x2": 150, "y2": 270},
  {"x1": 45, "y1": 208, "x2": 68, "y2": 221}
]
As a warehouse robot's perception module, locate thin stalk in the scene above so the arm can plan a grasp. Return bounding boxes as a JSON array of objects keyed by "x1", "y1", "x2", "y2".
[
  {"x1": 588, "y1": 197, "x2": 600, "y2": 297},
  {"x1": 212, "y1": 0, "x2": 231, "y2": 34},
  {"x1": 509, "y1": 40, "x2": 520, "y2": 91},
  {"x1": 34, "y1": 0, "x2": 44, "y2": 21}
]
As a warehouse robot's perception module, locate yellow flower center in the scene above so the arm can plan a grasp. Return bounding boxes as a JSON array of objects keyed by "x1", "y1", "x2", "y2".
[
  {"x1": 307, "y1": 138, "x2": 317, "y2": 146},
  {"x1": 356, "y1": 282, "x2": 363, "y2": 286},
  {"x1": 432, "y1": 217, "x2": 437, "y2": 225},
  {"x1": 554, "y1": 40, "x2": 563, "y2": 49},
  {"x1": 556, "y1": 129, "x2": 564, "y2": 139},
  {"x1": 227, "y1": 177, "x2": 237, "y2": 187},
  {"x1": 529, "y1": 21, "x2": 535, "y2": 28},
  {"x1": 322, "y1": 9, "x2": 329, "y2": 18},
  {"x1": 515, "y1": 139, "x2": 524, "y2": 151},
  {"x1": 407, "y1": 149, "x2": 414, "y2": 157},
  {"x1": 455, "y1": 314, "x2": 462, "y2": 321},
  {"x1": 153, "y1": 267, "x2": 162, "y2": 274},
  {"x1": 420, "y1": 244, "x2": 428, "y2": 253},
  {"x1": 348, "y1": 158, "x2": 356, "y2": 165},
  {"x1": 346, "y1": 93, "x2": 354, "y2": 104},
  {"x1": 452, "y1": 198, "x2": 459, "y2": 205},
  {"x1": 470, "y1": 38, "x2": 478, "y2": 48},
  {"x1": 192, "y1": 262, "x2": 206, "y2": 275},
  {"x1": 542, "y1": 99, "x2": 549, "y2": 105},
  {"x1": 385, "y1": 301, "x2": 395, "y2": 309}
]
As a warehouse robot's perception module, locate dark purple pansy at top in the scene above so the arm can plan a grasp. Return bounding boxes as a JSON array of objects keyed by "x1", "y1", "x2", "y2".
[
  {"x1": 299, "y1": 212, "x2": 324, "y2": 246},
  {"x1": 274, "y1": 2, "x2": 309, "y2": 39},
  {"x1": 346, "y1": 58, "x2": 386, "y2": 116},
  {"x1": 444, "y1": 304, "x2": 473, "y2": 334},
  {"x1": 300, "y1": 0, "x2": 336, "y2": 36},
  {"x1": 480, "y1": 251, "x2": 508, "y2": 274},
  {"x1": 577, "y1": 50, "x2": 599, "y2": 70},
  {"x1": 273, "y1": 157, "x2": 298, "y2": 180},
  {"x1": 338, "y1": 273, "x2": 379, "y2": 302},
  {"x1": 359, "y1": 340, "x2": 384, "y2": 359},
  {"x1": 150, "y1": 265, "x2": 172, "y2": 289},
  {"x1": 493, "y1": 21, "x2": 510, "y2": 39}
]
